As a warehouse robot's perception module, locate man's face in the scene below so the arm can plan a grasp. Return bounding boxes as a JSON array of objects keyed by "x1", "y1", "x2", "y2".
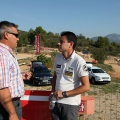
[
  {"x1": 58, "y1": 35, "x2": 71, "y2": 52},
  {"x1": 6, "y1": 27, "x2": 19, "y2": 50}
]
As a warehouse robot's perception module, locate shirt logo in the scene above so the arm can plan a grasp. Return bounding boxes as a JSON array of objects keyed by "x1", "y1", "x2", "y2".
[
  {"x1": 56, "y1": 64, "x2": 61, "y2": 68},
  {"x1": 83, "y1": 64, "x2": 88, "y2": 71},
  {"x1": 68, "y1": 67, "x2": 73, "y2": 72},
  {"x1": 65, "y1": 71, "x2": 73, "y2": 76},
  {"x1": 65, "y1": 67, "x2": 73, "y2": 77}
]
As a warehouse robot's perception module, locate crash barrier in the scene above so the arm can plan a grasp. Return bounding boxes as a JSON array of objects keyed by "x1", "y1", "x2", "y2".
[
  {"x1": 20, "y1": 90, "x2": 94, "y2": 120},
  {"x1": 20, "y1": 90, "x2": 51, "y2": 120}
]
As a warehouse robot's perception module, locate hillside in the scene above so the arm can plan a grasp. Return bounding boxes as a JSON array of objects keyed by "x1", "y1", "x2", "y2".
[{"x1": 91, "y1": 33, "x2": 120, "y2": 43}]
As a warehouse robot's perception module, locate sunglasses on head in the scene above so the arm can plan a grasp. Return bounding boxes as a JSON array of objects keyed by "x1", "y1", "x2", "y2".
[{"x1": 7, "y1": 31, "x2": 19, "y2": 38}]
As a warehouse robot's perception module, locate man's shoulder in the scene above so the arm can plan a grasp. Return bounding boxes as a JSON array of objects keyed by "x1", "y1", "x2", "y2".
[
  {"x1": 0, "y1": 47, "x2": 8, "y2": 54},
  {"x1": 0, "y1": 47, "x2": 6, "y2": 55},
  {"x1": 0, "y1": 46, "x2": 11, "y2": 60},
  {"x1": 74, "y1": 52, "x2": 85, "y2": 61}
]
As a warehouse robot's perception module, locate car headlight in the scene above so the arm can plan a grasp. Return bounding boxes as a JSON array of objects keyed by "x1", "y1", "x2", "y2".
[
  {"x1": 95, "y1": 76, "x2": 101, "y2": 80},
  {"x1": 35, "y1": 77, "x2": 39, "y2": 79}
]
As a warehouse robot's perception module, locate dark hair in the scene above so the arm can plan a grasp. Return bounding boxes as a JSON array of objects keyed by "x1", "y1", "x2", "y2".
[
  {"x1": 61, "y1": 31, "x2": 77, "y2": 49},
  {"x1": 0, "y1": 21, "x2": 18, "y2": 40}
]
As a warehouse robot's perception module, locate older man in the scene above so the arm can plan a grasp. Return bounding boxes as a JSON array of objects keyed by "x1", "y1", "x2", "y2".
[{"x1": 0, "y1": 21, "x2": 31, "y2": 120}]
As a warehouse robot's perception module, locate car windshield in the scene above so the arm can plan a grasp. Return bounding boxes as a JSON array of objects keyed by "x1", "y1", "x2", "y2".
[
  {"x1": 34, "y1": 67, "x2": 50, "y2": 73},
  {"x1": 32, "y1": 62, "x2": 43, "y2": 67},
  {"x1": 92, "y1": 69, "x2": 105, "y2": 73}
]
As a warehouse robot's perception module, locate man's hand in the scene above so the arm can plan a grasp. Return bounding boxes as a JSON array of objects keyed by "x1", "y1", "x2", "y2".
[
  {"x1": 49, "y1": 90, "x2": 65, "y2": 101},
  {"x1": 22, "y1": 72, "x2": 32, "y2": 80},
  {"x1": 55, "y1": 90, "x2": 63, "y2": 99},
  {"x1": 9, "y1": 113, "x2": 19, "y2": 120}
]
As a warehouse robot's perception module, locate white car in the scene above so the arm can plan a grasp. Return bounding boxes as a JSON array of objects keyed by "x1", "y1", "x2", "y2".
[{"x1": 88, "y1": 66, "x2": 111, "y2": 84}]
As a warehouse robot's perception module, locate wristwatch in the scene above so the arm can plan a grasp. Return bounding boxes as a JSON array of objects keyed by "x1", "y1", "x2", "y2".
[{"x1": 62, "y1": 91, "x2": 68, "y2": 97}]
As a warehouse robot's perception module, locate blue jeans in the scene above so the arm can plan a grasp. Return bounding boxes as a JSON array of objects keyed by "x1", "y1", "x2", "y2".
[{"x1": 0, "y1": 99, "x2": 22, "y2": 120}]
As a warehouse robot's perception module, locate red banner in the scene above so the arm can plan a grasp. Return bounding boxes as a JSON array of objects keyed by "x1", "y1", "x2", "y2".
[{"x1": 35, "y1": 34, "x2": 40, "y2": 54}]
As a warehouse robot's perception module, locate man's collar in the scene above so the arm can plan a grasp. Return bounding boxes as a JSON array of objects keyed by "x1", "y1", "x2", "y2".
[
  {"x1": 62, "y1": 50, "x2": 76, "y2": 60},
  {"x1": 69, "y1": 50, "x2": 76, "y2": 59}
]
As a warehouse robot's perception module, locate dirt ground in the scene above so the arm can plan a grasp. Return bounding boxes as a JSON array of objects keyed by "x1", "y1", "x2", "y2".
[{"x1": 104, "y1": 58, "x2": 120, "y2": 79}]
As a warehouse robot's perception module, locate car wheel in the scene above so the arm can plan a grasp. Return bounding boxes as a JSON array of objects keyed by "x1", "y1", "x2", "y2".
[{"x1": 91, "y1": 77, "x2": 96, "y2": 85}]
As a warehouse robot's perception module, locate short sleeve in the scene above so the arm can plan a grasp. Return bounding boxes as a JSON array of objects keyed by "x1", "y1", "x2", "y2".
[
  {"x1": 0, "y1": 54, "x2": 10, "y2": 89},
  {"x1": 76, "y1": 61, "x2": 89, "y2": 77}
]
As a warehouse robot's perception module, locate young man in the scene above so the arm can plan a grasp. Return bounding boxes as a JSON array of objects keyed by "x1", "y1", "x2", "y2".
[
  {"x1": 50, "y1": 31, "x2": 90, "y2": 120},
  {"x1": 0, "y1": 21, "x2": 31, "y2": 120}
]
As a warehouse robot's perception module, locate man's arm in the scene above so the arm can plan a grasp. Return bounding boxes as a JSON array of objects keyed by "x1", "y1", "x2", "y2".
[
  {"x1": 0, "y1": 88, "x2": 19, "y2": 120},
  {"x1": 57, "y1": 76, "x2": 90, "y2": 98},
  {"x1": 67, "y1": 76, "x2": 90, "y2": 96}
]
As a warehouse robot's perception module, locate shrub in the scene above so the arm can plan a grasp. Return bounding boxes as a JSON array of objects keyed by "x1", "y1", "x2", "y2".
[{"x1": 37, "y1": 54, "x2": 53, "y2": 68}]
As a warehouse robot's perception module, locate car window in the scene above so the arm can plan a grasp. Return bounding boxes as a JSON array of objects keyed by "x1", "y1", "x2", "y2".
[
  {"x1": 92, "y1": 69, "x2": 105, "y2": 73},
  {"x1": 34, "y1": 67, "x2": 50, "y2": 73},
  {"x1": 32, "y1": 62, "x2": 43, "y2": 67}
]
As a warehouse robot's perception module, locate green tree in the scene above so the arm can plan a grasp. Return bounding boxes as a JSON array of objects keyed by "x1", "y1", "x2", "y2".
[
  {"x1": 47, "y1": 32, "x2": 54, "y2": 37},
  {"x1": 90, "y1": 48, "x2": 107, "y2": 64},
  {"x1": 18, "y1": 31, "x2": 28, "y2": 47},
  {"x1": 95, "y1": 36, "x2": 110, "y2": 48},
  {"x1": 78, "y1": 34, "x2": 86, "y2": 40},
  {"x1": 28, "y1": 28, "x2": 36, "y2": 45},
  {"x1": 37, "y1": 54, "x2": 48, "y2": 64},
  {"x1": 35, "y1": 26, "x2": 47, "y2": 46},
  {"x1": 37, "y1": 54, "x2": 53, "y2": 68}
]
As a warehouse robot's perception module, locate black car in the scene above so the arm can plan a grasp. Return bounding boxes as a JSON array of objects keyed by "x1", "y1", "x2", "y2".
[{"x1": 30, "y1": 62, "x2": 53, "y2": 86}]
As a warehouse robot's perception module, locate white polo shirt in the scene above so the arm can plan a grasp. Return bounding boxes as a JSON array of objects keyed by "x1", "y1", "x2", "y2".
[{"x1": 53, "y1": 51, "x2": 88, "y2": 105}]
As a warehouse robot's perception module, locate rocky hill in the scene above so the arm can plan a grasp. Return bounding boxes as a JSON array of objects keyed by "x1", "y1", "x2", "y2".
[{"x1": 91, "y1": 33, "x2": 120, "y2": 43}]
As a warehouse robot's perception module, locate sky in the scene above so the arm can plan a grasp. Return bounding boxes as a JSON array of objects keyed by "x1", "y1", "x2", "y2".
[{"x1": 0, "y1": 0, "x2": 120, "y2": 38}]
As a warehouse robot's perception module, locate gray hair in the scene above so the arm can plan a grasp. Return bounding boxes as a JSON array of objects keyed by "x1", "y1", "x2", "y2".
[{"x1": 0, "y1": 21, "x2": 18, "y2": 40}]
